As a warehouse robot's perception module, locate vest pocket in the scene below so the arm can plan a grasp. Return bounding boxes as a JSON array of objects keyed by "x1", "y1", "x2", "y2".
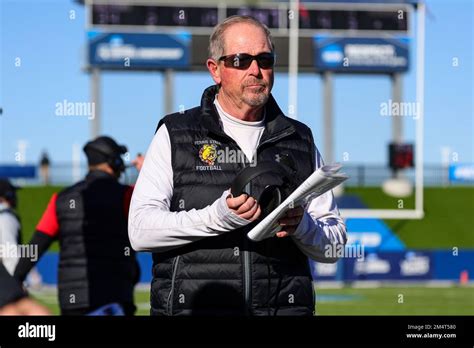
[{"x1": 166, "y1": 256, "x2": 180, "y2": 315}]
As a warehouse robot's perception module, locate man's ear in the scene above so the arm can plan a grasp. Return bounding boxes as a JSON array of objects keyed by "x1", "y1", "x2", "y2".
[{"x1": 206, "y1": 58, "x2": 221, "y2": 85}]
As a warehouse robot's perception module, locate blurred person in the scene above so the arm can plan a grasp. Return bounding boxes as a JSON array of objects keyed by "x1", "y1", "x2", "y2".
[
  {"x1": 0, "y1": 179, "x2": 43, "y2": 290},
  {"x1": 129, "y1": 16, "x2": 347, "y2": 316},
  {"x1": 39, "y1": 151, "x2": 51, "y2": 185},
  {"x1": 0, "y1": 262, "x2": 50, "y2": 315},
  {"x1": 0, "y1": 179, "x2": 21, "y2": 275},
  {"x1": 132, "y1": 153, "x2": 144, "y2": 172},
  {"x1": 14, "y1": 136, "x2": 144, "y2": 316}
]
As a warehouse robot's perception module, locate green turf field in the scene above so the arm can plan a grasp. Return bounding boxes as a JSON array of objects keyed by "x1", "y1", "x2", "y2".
[
  {"x1": 17, "y1": 186, "x2": 63, "y2": 251},
  {"x1": 17, "y1": 186, "x2": 474, "y2": 248},
  {"x1": 314, "y1": 286, "x2": 474, "y2": 315},
  {"x1": 345, "y1": 186, "x2": 474, "y2": 248},
  {"x1": 30, "y1": 285, "x2": 474, "y2": 316}
]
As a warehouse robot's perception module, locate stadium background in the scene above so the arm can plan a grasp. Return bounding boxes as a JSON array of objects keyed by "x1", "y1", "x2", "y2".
[{"x1": 1, "y1": 0, "x2": 473, "y2": 315}]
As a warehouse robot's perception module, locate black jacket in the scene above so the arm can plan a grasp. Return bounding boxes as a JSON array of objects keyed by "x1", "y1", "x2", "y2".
[
  {"x1": 151, "y1": 85, "x2": 316, "y2": 316},
  {"x1": 56, "y1": 170, "x2": 138, "y2": 315}
]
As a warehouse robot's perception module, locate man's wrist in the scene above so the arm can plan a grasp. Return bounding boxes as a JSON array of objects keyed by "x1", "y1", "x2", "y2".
[
  {"x1": 291, "y1": 210, "x2": 311, "y2": 240},
  {"x1": 216, "y1": 190, "x2": 251, "y2": 228}
]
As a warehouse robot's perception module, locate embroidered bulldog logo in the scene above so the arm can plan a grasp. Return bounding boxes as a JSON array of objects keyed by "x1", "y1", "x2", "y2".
[{"x1": 199, "y1": 144, "x2": 218, "y2": 166}]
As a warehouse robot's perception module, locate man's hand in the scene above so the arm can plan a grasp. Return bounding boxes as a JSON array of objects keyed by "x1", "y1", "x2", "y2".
[
  {"x1": 276, "y1": 206, "x2": 304, "y2": 238},
  {"x1": 132, "y1": 153, "x2": 145, "y2": 172},
  {"x1": 226, "y1": 193, "x2": 261, "y2": 222}
]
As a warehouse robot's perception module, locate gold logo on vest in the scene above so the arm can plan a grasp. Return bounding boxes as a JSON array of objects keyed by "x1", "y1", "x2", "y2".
[{"x1": 197, "y1": 143, "x2": 222, "y2": 171}]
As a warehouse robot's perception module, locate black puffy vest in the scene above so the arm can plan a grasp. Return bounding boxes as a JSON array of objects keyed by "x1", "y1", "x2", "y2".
[
  {"x1": 55, "y1": 170, "x2": 138, "y2": 314},
  {"x1": 151, "y1": 85, "x2": 316, "y2": 316}
]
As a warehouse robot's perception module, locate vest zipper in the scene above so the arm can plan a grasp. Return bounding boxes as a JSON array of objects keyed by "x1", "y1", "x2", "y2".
[
  {"x1": 242, "y1": 129, "x2": 295, "y2": 316},
  {"x1": 243, "y1": 181, "x2": 252, "y2": 315},
  {"x1": 256, "y1": 129, "x2": 295, "y2": 153},
  {"x1": 167, "y1": 255, "x2": 180, "y2": 315},
  {"x1": 210, "y1": 127, "x2": 296, "y2": 315},
  {"x1": 243, "y1": 249, "x2": 251, "y2": 315}
]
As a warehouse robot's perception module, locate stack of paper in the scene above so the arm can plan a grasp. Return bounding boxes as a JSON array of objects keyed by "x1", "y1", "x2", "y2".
[{"x1": 247, "y1": 164, "x2": 348, "y2": 241}]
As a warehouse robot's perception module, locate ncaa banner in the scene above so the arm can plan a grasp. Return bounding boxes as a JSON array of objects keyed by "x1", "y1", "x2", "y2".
[
  {"x1": 0, "y1": 165, "x2": 36, "y2": 178},
  {"x1": 343, "y1": 251, "x2": 433, "y2": 281},
  {"x1": 313, "y1": 36, "x2": 409, "y2": 73},
  {"x1": 87, "y1": 31, "x2": 191, "y2": 70}
]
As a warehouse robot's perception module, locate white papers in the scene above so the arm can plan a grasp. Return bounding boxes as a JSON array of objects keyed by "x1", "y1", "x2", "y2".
[{"x1": 247, "y1": 163, "x2": 348, "y2": 241}]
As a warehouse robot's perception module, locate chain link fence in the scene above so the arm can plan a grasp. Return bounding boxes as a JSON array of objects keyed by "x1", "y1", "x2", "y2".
[{"x1": 6, "y1": 162, "x2": 464, "y2": 187}]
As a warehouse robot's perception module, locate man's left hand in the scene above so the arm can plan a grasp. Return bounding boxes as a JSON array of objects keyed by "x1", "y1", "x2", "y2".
[
  {"x1": 132, "y1": 154, "x2": 145, "y2": 172},
  {"x1": 276, "y1": 206, "x2": 304, "y2": 238}
]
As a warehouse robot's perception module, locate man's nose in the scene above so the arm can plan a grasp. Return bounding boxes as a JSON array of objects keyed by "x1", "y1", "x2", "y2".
[{"x1": 247, "y1": 58, "x2": 261, "y2": 75}]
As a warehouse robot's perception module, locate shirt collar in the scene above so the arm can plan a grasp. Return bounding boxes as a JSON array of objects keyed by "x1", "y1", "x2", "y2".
[
  {"x1": 199, "y1": 85, "x2": 295, "y2": 142},
  {"x1": 213, "y1": 95, "x2": 265, "y2": 128}
]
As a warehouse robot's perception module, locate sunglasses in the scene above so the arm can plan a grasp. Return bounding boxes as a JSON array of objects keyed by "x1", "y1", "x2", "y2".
[{"x1": 218, "y1": 52, "x2": 276, "y2": 69}]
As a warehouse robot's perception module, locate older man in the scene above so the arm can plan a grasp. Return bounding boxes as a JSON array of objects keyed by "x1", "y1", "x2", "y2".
[{"x1": 129, "y1": 15, "x2": 347, "y2": 316}]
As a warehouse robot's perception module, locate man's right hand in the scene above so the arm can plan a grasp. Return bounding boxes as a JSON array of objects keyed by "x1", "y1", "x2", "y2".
[{"x1": 226, "y1": 193, "x2": 261, "y2": 222}]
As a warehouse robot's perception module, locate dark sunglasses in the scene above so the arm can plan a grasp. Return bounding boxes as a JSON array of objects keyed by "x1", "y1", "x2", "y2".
[{"x1": 218, "y1": 52, "x2": 276, "y2": 69}]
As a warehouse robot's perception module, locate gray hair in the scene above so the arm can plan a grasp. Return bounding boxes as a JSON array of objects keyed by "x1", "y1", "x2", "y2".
[{"x1": 208, "y1": 15, "x2": 274, "y2": 61}]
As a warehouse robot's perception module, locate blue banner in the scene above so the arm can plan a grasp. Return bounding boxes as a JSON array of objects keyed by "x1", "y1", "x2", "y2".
[
  {"x1": 433, "y1": 250, "x2": 474, "y2": 280},
  {"x1": 35, "y1": 250, "x2": 474, "y2": 284},
  {"x1": 0, "y1": 165, "x2": 36, "y2": 178},
  {"x1": 88, "y1": 31, "x2": 190, "y2": 69},
  {"x1": 314, "y1": 36, "x2": 409, "y2": 73},
  {"x1": 36, "y1": 252, "x2": 152, "y2": 285},
  {"x1": 310, "y1": 260, "x2": 341, "y2": 281},
  {"x1": 311, "y1": 250, "x2": 474, "y2": 281},
  {"x1": 343, "y1": 251, "x2": 433, "y2": 281}
]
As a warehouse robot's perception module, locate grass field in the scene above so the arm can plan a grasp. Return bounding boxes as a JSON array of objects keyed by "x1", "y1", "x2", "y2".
[
  {"x1": 30, "y1": 285, "x2": 474, "y2": 316},
  {"x1": 17, "y1": 185, "x2": 63, "y2": 251},
  {"x1": 17, "y1": 186, "x2": 474, "y2": 249},
  {"x1": 345, "y1": 186, "x2": 474, "y2": 248}
]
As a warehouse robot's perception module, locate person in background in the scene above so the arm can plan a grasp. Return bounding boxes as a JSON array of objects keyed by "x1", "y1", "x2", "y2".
[
  {"x1": 39, "y1": 151, "x2": 51, "y2": 185},
  {"x1": 0, "y1": 179, "x2": 21, "y2": 275},
  {"x1": 0, "y1": 262, "x2": 50, "y2": 315},
  {"x1": 0, "y1": 183, "x2": 48, "y2": 315},
  {"x1": 15, "y1": 136, "x2": 144, "y2": 316}
]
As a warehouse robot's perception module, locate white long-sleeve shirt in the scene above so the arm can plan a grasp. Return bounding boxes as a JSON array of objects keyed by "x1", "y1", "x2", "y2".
[{"x1": 129, "y1": 98, "x2": 347, "y2": 263}]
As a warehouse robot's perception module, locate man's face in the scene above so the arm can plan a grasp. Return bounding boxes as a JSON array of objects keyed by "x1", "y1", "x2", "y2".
[{"x1": 209, "y1": 23, "x2": 274, "y2": 108}]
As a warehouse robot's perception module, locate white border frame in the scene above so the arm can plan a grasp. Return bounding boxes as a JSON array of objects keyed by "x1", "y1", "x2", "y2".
[{"x1": 340, "y1": 2, "x2": 425, "y2": 220}]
